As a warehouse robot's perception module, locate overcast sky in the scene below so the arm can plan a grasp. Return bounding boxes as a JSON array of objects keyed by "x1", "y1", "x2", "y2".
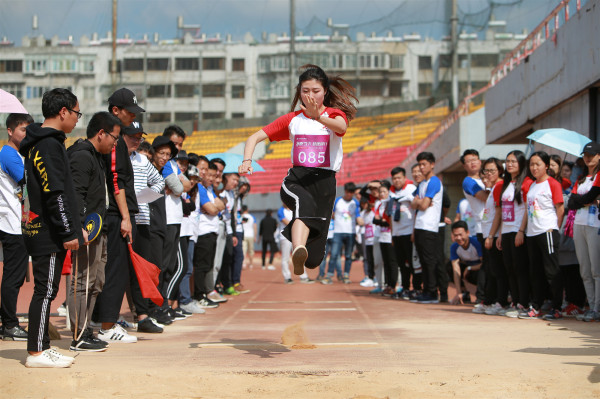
[{"x1": 0, "y1": 0, "x2": 562, "y2": 43}]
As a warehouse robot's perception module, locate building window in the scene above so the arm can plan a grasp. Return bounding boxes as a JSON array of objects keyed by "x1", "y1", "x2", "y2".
[
  {"x1": 232, "y1": 112, "x2": 245, "y2": 119},
  {"x1": 175, "y1": 84, "x2": 196, "y2": 98},
  {"x1": 124, "y1": 58, "x2": 144, "y2": 71},
  {"x1": 361, "y1": 81, "x2": 382, "y2": 97},
  {"x1": 203, "y1": 112, "x2": 225, "y2": 120},
  {"x1": 231, "y1": 85, "x2": 245, "y2": 99},
  {"x1": 258, "y1": 57, "x2": 270, "y2": 73},
  {"x1": 203, "y1": 58, "x2": 225, "y2": 70},
  {"x1": 418, "y1": 56, "x2": 432, "y2": 70},
  {"x1": 81, "y1": 59, "x2": 94, "y2": 73},
  {"x1": 232, "y1": 58, "x2": 245, "y2": 71},
  {"x1": 470, "y1": 54, "x2": 499, "y2": 68},
  {"x1": 107, "y1": 60, "x2": 122, "y2": 73},
  {"x1": 389, "y1": 82, "x2": 403, "y2": 97},
  {"x1": 0, "y1": 60, "x2": 22, "y2": 72},
  {"x1": 418, "y1": 83, "x2": 432, "y2": 97},
  {"x1": 147, "y1": 85, "x2": 171, "y2": 98},
  {"x1": 391, "y1": 55, "x2": 404, "y2": 70},
  {"x1": 147, "y1": 58, "x2": 170, "y2": 71},
  {"x1": 202, "y1": 84, "x2": 225, "y2": 97},
  {"x1": 271, "y1": 56, "x2": 289, "y2": 71},
  {"x1": 147, "y1": 113, "x2": 171, "y2": 123},
  {"x1": 175, "y1": 112, "x2": 197, "y2": 121},
  {"x1": 176, "y1": 58, "x2": 199, "y2": 70},
  {"x1": 439, "y1": 54, "x2": 451, "y2": 68},
  {"x1": 26, "y1": 86, "x2": 50, "y2": 99},
  {"x1": 0, "y1": 84, "x2": 23, "y2": 99},
  {"x1": 26, "y1": 59, "x2": 47, "y2": 72}
]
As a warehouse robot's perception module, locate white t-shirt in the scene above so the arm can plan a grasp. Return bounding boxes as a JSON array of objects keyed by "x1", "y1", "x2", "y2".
[
  {"x1": 456, "y1": 198, "x2": 477, "y2": 236},
  {"x1": 363, "y1": 209, "x2": 375, "y2": 246},
  {"x1": 180, "y1": 192, "x2": 196, "y2": 238},
  {"x1": 196, "y1": 184, "x2": 220, "y2": 236},
  {"x1": 414, "y1": 176, "x2": 443, "y2": 233},
  {"x1": 263, "y1": 107, "x2": 348, "y2": 172},
  {"x1": 573, "y1": 173, "x2": 600, "y2": 228},
  {"x1": 375, "y1": 199, "x2": 392, "y2": 244},
  {"x1": 219, "y1": 190, "x2": 235, "y2": 235},
  {"x1": 390, "y1": 182, "x2": 416, "y2": 237},
  {"x1": 241, "y1": 213, "x2": 256, "y2": 238},
  {"x1": 277, "y1": 206, "x2": 293, "y2": 240},
  {"x1": 163, "y1": 159, "x2": 183, "y2": 225},
  {"x1": 332, "y1": 196, "x2": 360, "y2": 234},
  {"x1": 525, "y1": 178, "x2": 564, "y2": 236},
  {"x1": 0, "y1": 145, "x2": 24, "y2": 234},
  {"x1": 462, "y1": 176, "x2": 486, "y2": 234},
  {"x1": 497, "y1": 178, "x2": 533, "y2": 235},
  {"x1": 481, "y1": 183, "x2": 499, "y2": 237}
]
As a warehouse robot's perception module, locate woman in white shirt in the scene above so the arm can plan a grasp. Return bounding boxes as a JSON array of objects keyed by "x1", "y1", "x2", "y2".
[
  {"x1": 518, "y1": 151, "x2": 564, "y2": 320},
  {"x1": 570, "y1": 144, "x2": 600, "y2": 321}
]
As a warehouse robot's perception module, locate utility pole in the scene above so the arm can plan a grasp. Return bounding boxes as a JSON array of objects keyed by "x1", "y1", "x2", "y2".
[
  {"x1": 111, "y1": 0, "x2": 117, "y2": 89},
  {"x1": 450, "y1": 0, "x2": 459, "y2": 109},
  {"x1": 290, "y1": 0, "x2": 296, "y2": 97}
]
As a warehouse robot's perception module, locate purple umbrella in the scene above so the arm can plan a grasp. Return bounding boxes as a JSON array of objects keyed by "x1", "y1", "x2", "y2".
[{"x1": 0, "y1": 89, "x2": 28, "y2": 114}]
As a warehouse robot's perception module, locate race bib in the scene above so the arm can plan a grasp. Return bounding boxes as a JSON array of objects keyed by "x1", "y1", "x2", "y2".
[
  {"x1": 365, "y1": 224, "x2": 374, "y2": 239},
  {"x1": 292, "y1": 134, "x2": 330, "y2": 168},
  {"x1": 501, "y1": 201, "x2": 515, "y2": 222}
]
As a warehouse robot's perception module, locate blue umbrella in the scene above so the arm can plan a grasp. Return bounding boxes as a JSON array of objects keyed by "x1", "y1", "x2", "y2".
[
  {"x1": 527, "y1": 128, "x2": 591, "y2": 157},
  {"x1": 207, "y1": 153, "x2": 265, "y2": 173}
]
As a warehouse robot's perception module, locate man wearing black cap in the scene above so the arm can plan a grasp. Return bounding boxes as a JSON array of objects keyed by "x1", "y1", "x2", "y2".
[
  {"x1": 107, "y1": 88, "x2": 145, "y2": 127},
  {"x1": 93, "y1": 88, "x2": 145, "y2": 344}
]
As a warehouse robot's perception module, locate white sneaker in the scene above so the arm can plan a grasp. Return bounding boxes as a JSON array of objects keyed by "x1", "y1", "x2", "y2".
[
  {"x1": 25, "y1": 348, "x2": 74, "y2": 368},
  {"x1": 57, "y1": 304, "x2": 67, "y2": 317},
  {"x1": 360, "y1": 278, "x2": 375, "y2": 287},
  {"x1": 484, "y1": 302, "x2": 503, "y2": 316},
  {"x1": 207, "y1": 290, "x2": 228, "y2": 303},
  {"x1": 180, "y1": 301, "x2": 206, "y2": 314},
  {"x1": 98, "y1": 324, "x2": 138, "y2": 343},
  {"x1": 472, "y1": 303, "x2": 488, "y2": 314},
  {"x1": 267, "y1": 265, "x2": 276, "y2": 271}
]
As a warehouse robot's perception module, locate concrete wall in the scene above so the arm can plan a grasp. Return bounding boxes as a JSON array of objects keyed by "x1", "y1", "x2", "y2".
[{"x1": 486, "y1": 0, "x2": 600, "y2": 143}]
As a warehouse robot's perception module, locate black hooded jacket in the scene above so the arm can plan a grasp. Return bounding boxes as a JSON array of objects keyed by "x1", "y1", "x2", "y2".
[
  {"x1": 103, "y1": 137, "x2": 139, "y2": 216},
  {"x1": 19, "y1": 123, "x2": 83, "y2": 255},
  {"x1": 67, "y1": 138, "x2": 108, "y2": 225}
]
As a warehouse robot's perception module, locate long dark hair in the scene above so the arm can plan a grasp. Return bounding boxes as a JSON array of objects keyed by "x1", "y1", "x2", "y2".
[
  {"x1": 577, "y1": 157, "x2": 600, "y2": 186},
  {"x1": 290, "y1": 64, "x2": 358, "y2": 121},
  {"x1": 549, "y1": 154, "x2": 562, "y2": 181},
  {"x1": 501, "y1": 150, "x2": 527, "y2": 205}
]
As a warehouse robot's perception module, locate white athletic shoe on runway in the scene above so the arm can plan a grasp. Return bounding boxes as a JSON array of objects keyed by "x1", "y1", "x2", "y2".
[{"x1": 98, "y1": 324, "x2": 138, "y2": 343}]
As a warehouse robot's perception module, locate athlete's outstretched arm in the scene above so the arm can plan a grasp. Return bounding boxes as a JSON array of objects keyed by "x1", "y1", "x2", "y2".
[{"x1": 239, "y1": 130, "x2": 268, "y2": 174}]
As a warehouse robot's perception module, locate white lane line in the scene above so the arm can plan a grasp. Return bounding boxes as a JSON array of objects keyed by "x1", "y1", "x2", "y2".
[
  {"x1": 249, "y1": 301, "x2": 352, "y2": 304},
  {"x1": 240, "y1": 308, "x2": 357, "y2": 312},
  {"x1": 198, "y1": 342, "x2": 379, "y2": 348}
]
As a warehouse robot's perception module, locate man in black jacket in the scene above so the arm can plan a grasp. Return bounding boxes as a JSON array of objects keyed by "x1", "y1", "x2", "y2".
[
  {"x1": 66, "y1": 112, "x2": 120, "y2": 351},
  {"x1": 20, "y1": 88, "x2": 83, "y2": 367},
  {"x1": 92, "y1": 88, "x2": 144, "y2": 344}
]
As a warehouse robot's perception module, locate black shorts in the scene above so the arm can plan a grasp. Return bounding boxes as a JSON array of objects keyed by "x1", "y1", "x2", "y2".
[
  {"x1": 446, "y1": 260, "x2": 479, "y2": 287},
  {"x1": 280, "y1": 166, "x2": 336, "y2": 268}
]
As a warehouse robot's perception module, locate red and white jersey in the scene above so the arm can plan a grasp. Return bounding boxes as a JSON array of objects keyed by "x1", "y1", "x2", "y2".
[
  {"x1": 263, "y1": 108, "x2": 348, "y2": 172},
  {"x1": 482, "y1": 182, "x2": 501, "y2": 237},
  {"x1": 495, "y1": 177, "x2": 533, "y2": 235},
  {"x1": 524, "y1": 177, "x2": 564, "y2": 236},
  {"x1": 573, "y1": 171, "x2": 600, "y2": 228}
]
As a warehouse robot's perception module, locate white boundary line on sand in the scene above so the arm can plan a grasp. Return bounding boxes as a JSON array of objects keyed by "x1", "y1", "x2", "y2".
[
  {"x1": 198, "y1": 342, "x2": 379, "y2": 348},
  {"x1": 248, "y1": 300, "x2": 352, "y2": 304},
  {"x1": 241, "y1": 308, "x2": 357, "y2": 312}
]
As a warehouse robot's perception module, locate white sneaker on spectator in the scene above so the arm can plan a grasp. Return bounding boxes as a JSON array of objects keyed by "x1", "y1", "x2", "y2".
[
  {"x1": 57, "y1": 304, "x2": 67, "y2": 317},
  {"x1": 207, "y1": 290, "x2": 228, "y2": 303},
  {"x1": 472, "y1": 303, "x2": 488, "y2": 314},
  {"x1": 505, "y1": 304, "x2": 525, "y2": 318},
  {"x1": 25, "y1": 348, "x2": 74, "y2": 368},
  {"x1": 484, "y1": 302, "x2": 503, "y2": 315},
  {"x1": 180, "y1": 301, "x2": 206, "y2": 314},
  {"x1": 98, "y1": 324, "x2": 138, "y2": 343},
  {"x1": 360, "y1": 278, "x2": 375, "y2": 287},
  {"x1": 267, "y1": 265, "x2": 276, "y2": 270}
]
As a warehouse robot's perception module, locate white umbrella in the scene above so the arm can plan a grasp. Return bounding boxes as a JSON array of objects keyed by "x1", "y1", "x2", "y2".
[{"x1": 0, "y1": 89, "x2": 28, "y2": 114}]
